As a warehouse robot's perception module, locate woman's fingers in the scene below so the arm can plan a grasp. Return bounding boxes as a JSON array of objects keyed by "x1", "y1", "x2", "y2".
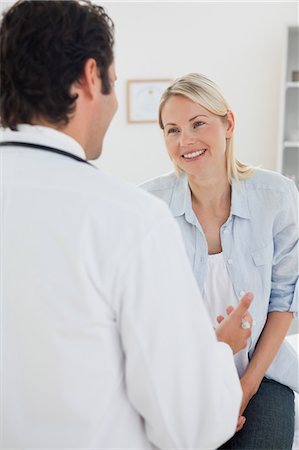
[
  {"x1": 216, "y1": 315, "x2": 225, "y2": 324},
  {"x1": 232, "y1": 292, "x2": 254, "y2": 320},
  {"x1": 226, "y1": 305, "x2": 234, "y2": 315},
  {"x1": 235, "y1": 415, "x2": 246, "y2": 432}
]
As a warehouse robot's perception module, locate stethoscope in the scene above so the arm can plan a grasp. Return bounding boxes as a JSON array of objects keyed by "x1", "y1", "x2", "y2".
[{"x1": 0, "y1": 141, "x2": 95, "y2": 168}]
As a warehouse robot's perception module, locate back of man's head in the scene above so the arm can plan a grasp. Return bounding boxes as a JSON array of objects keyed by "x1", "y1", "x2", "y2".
[{"x1": 0, "y1": 0, "x2": 114, "y2": 130}]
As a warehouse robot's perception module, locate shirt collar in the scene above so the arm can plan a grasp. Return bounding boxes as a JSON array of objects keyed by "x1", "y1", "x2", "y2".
[
  {"x1": 169, "y1": 172, "x2": 250, "y2": 220},
  {"x1": 0, "y1": 124, "x2": 86, "y2": 161},
  {"x1": 169, "y1": 172, "x2": 190, "y2": 217},
  {"x1": 230, "y1": 177, "x2": 250, "y2": 219}
]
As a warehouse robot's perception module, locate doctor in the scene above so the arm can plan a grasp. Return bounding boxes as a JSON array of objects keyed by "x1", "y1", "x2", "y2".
[{"x1": 0, "y1": 2, "x2": 252, "y2": 449}]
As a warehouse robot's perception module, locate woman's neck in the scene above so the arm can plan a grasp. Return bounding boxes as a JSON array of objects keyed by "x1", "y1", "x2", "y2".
[{"x1": 188, "y1": 171, "x2": 231, "y2": 213}]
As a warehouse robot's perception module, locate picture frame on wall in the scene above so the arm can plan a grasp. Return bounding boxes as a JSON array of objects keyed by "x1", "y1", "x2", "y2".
[{"x1": 126, "y1": 79, "x2": 171, "y2": 123}]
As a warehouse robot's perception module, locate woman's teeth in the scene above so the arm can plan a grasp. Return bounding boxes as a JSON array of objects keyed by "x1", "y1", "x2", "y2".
[{"x1": 183, "y1": 149, "x2": 206, "y2": 159}]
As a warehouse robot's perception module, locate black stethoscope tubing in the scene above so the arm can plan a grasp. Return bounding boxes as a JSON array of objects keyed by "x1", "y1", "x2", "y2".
[{"x1": 0, "y1": 141, "x2": 95, "y2": 168}]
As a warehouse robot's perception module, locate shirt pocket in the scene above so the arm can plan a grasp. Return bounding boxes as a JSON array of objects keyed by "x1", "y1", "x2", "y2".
[{"x1": 251, "y1": 242, "x2": 273, "y2": 266}]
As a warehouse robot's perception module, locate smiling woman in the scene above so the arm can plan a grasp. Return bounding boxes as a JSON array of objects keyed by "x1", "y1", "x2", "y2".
[
  {"x1": 158, "y1": 73, "x2": 255, "y2": 182},
  {"x1": 140, "y1": 73, "x2": 299, "y2": 450}
]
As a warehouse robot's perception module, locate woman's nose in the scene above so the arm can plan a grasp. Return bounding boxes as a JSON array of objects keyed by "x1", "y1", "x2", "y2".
[{"x1": 179, "y1": 129, "x2": 195, "y2": 146}]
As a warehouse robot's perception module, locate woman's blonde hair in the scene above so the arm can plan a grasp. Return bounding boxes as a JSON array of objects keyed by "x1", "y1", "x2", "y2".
[{"x1": 159, "y1": 73, "x2": 255, "y2": 182}]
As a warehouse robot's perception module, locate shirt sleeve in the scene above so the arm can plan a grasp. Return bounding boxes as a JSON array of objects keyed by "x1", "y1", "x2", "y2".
[
  {"x1": 114, "y1": 215, "x2": 242, "y2": 449},
  {"x1": 269, "y1": 179, "x2": 299, "y2": 317}
]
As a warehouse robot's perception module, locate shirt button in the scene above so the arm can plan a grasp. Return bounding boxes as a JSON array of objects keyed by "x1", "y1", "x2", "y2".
[
  {"x1": 227, "y1": 258, "x2": 233, "y2": 265},
  {"x1": 239, "y1": 290, "x2": 245, "y2": 297},
  {"x1": 223, "y1": 229, "x2": 229, "y2": 235}
]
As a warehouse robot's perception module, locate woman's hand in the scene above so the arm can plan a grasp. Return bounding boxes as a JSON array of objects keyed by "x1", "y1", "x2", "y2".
[
  {"x1": 236, "y1": 415, "x2": 246, "y2": 432},
  {"x1": 239, "y1": 376, "x2": 259, "y2": 416},
  {"x1": 235, "y1": 376, "x2": 260, "y2": 432},
  {"x1": 215, "y1": 292, "x2": 254, "y2": 432},
  {"x1": 215, "y1": 292, "x2": 253, "y2": 354}
]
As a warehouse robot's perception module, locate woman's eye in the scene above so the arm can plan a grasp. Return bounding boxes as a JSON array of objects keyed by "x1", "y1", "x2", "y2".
[
  {"x1": 167, "y1": 127, "x2": 179, "y2": 135},
  {"x1": 193, "y1": 121, "x2": 205, "y2": 129}
]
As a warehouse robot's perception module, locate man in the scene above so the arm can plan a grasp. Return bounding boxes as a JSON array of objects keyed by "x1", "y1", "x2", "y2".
[{"x1": 0, "y1": 1, "x2": 253, "y2": 448}]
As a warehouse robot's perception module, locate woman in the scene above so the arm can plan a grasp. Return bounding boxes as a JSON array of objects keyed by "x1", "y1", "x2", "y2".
[{"x1": 140, "y1": 73, "x2": 298, "y2": 449}]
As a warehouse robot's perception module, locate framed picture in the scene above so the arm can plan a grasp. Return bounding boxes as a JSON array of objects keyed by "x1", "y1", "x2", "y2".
[{"x1": 127, "y1": 79, "x2": 171, "y2": 123}]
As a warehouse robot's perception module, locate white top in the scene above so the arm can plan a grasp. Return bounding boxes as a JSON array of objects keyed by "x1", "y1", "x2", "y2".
[
  {"x1": 0, "y1": 125, "x2": 242, "y2": 450},
  {"x1": 203, "y1": 253, "x2": 249, "y2": 377}
]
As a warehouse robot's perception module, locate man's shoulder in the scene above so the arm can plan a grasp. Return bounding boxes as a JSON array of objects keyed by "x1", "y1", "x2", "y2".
[{"x1": 81, "y1": 167, "x2": 174, "y2": 223}]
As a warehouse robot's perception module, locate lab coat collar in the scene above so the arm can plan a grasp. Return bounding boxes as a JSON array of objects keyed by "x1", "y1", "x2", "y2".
[{"x1": 0, "y1": 124, "x2": 87, "y2": 161}]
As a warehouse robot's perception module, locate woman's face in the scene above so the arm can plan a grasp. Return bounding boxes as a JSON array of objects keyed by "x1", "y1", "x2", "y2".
[{"x1": 161, "y1": 94, "x2": 234, "y2": 178}]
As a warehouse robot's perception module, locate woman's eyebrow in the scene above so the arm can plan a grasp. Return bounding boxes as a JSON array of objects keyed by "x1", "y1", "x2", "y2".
[{"x1": 189, "y1": 114, "x2": 208, "y2": 121}]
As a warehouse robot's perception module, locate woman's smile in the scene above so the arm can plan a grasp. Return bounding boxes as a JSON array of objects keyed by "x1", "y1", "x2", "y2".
[{"x1": 182, "y1": 148, "x2": 207, "y2": 160}]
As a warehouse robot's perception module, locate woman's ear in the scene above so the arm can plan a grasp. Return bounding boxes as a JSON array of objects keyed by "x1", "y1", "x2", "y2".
[{"x1": 226, "y1": 110, "x2": 235, "y2": 138}]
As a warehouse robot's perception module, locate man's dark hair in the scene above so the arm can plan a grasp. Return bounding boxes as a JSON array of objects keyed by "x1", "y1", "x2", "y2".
[{"x1": 0, "y1": 0, "x2": 114, "y2": 129}]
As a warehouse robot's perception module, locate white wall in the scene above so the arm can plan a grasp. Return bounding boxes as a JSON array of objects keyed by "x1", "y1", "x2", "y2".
[
  {"x1": 1, "y1": 1, "x2": 297, "y2": 184},
  {"x1": 97, "y1": 1, "x2": 297, "y2": 184}
]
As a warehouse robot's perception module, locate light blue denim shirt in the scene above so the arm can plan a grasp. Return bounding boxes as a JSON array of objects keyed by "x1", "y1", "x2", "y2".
[{"x1": 140, "y1": 168, "x2": 299, "y2": 392}]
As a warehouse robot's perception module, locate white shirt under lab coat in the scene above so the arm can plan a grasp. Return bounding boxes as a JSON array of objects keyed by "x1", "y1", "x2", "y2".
[{"x1": 0, "y1": 125, "x2": 242, "y2": 449}]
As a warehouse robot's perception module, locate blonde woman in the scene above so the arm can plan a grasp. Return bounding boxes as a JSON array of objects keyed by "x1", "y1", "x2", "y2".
[{"x1": 140, "y1": 73, "x2": 298, "y2": 449}]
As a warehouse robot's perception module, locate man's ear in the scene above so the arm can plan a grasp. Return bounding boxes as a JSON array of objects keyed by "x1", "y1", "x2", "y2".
[
  {"x1": 226, "y1": 110, "x2": 235, "y2": 138},
  {"x1": 73, "y1": 58, "x2": 100, "y2": 99}
]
